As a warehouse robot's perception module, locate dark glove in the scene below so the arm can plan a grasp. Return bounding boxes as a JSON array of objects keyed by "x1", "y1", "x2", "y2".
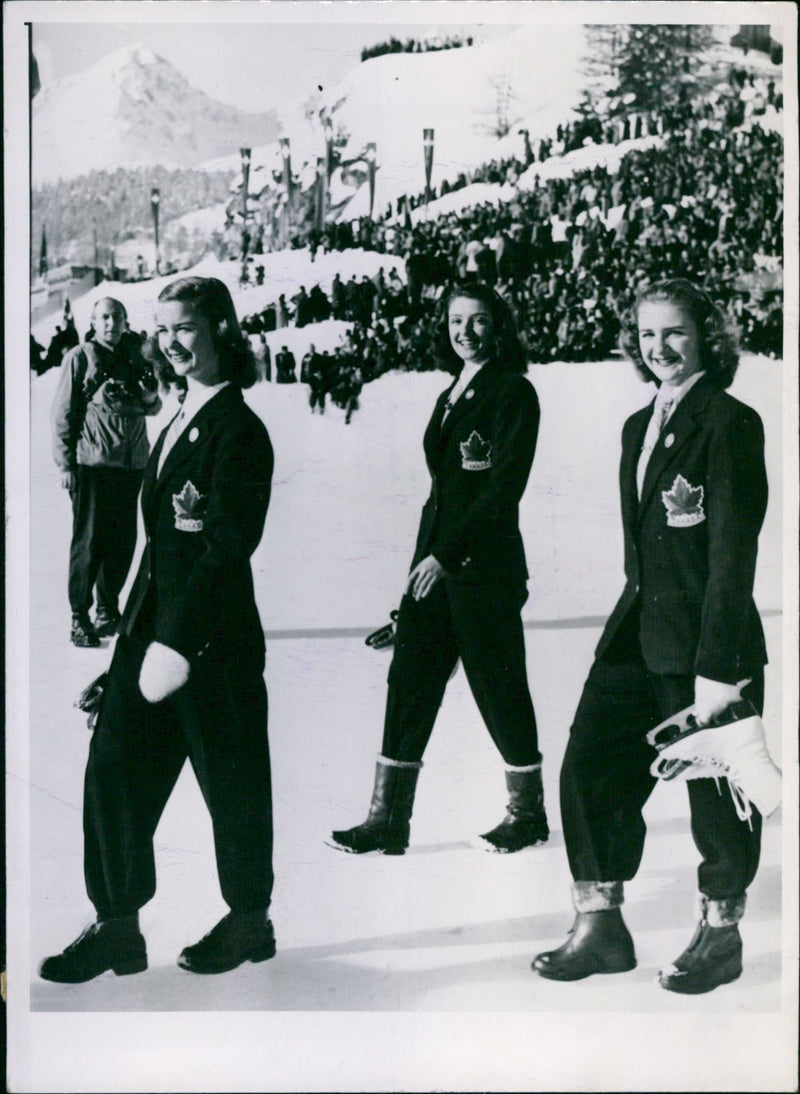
[
  {"x1": 74, "y1": 671, "x2": 108, "y2": 731},
  {"x1": 365, "y1": 610, "x2": 399, "y2": 650}
]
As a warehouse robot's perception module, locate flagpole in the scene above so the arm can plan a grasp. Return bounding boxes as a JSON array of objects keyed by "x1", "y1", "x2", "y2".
[
  {"x1": 240, "y1": 148, "x2": 251, "y2": 284},
  {"x1": 150, "y1": 188, "x2": 161, "y2": 276}
]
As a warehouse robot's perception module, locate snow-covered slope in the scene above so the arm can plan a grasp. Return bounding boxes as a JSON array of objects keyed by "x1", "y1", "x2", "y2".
[
  {"x1": 32, "y1": 45, "x2": 281, "y2": 185},
  {"x1": 319, "y1": 26, "x2": 586, "y2": 181},
  {"x1": 202, "y1": 26, "x2": 588, "y2": 222}
]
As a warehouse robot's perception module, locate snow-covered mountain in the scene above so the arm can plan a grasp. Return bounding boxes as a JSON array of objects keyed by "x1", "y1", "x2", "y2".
[{"x1": 32, "y1": 45, "x2": 281, "y2": 185}]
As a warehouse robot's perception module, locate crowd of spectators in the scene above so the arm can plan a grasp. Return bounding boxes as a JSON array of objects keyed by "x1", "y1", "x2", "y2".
[
  {"x1": 236, "y1": 103, "x2": 784, "y2": 377},
  {"x1": 36, "y1": 59, "x2": 784, "y2": 418},
  {"x1": 360, "y1": 34, "x2": 471, "y2": 63}
]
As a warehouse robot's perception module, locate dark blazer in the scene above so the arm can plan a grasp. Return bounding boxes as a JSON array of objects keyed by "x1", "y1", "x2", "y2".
[
  {"x1": 413, "y1": 366, "x2": 540, "y2": 585},
  {"x1": 595, "y1": 374, "x2": 768, "y2": 683},
  {"x1": 122, "y1": 385, "x2": 273, "y2": 666}
]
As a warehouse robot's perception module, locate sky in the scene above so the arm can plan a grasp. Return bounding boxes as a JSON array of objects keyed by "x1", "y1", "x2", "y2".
[{"x1": 32, "y1": 17, "x2": 514, "y2": 115}]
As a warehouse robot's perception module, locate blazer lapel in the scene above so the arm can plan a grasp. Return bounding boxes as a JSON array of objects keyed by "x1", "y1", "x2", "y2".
[
  {"x1": 638, "y1": 376, "x2": 716, "y2": 517},
  {"x1": 439, "y1": 366, "x2": 492, "y2": 442},
  {"x1": 621, "y1": 405, "x2": 651, "y2": 529},
  {"x1": 152, "y1": 386, "x2": 239, "y2": 500}
]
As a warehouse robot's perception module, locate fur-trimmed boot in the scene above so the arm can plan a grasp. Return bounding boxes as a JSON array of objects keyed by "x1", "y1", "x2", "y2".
[
  {"x1": 39, "y1": 914, "x2": 147, "y2": 983},
  {"x1": 328, "y1": 755, "x2": 422, "y2": 855},
  {"x1": 477, "y1": 764, "x2": 549, "y2": 852},
  {"x1": 658, "y1": 894, "x2": 745, "y2": 994},
  {"x1": 532, "y1": 881, "x2": 636, "y2": 981}
]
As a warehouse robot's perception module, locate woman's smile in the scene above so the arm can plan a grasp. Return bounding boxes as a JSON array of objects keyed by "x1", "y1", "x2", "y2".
[
  {"x1": 156, "y1": 300, "x2": 222, "y2": 386},
  {"x1": 448, "y1": 296, "x2": 496, "y2": 364},
  {"x1": 637, "y1": 300, "x2": 702, "y2": 388}
]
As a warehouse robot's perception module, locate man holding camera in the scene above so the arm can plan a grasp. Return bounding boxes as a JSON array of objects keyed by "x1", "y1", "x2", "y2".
[{"x1": 51, "y1": 297, "x2": 162, "y2": 646}]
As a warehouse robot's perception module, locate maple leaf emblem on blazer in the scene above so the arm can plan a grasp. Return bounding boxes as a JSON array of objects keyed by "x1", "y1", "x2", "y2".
[
  {"x1": 460, "y1": 430, "x2": 493, "y2": 470},
  {"x1": 662, "y1": 473, "x2": 705, "y2": 527},
  {"x1": 172, "y1": 480, "x2": 206, "y2": 532}
]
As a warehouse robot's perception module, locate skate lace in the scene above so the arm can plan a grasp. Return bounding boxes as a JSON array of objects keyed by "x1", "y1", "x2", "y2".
[{"x1": 679, "y1": 755, "x2": 754, "y2": 827}]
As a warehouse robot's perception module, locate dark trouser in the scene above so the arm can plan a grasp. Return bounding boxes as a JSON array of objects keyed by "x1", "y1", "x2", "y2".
[
  {"x1": 84, "y1": 634, "x2": 274, "y2": 919},
  {"x1": 382, "y1": 578, "x2": 541, "y2": 766},
  {"x1": 560, "y1": 619, "x2": 764, "y2": 900},
  {"x1": 69, "y1": 466, "x2": 143, "y2": 616}
]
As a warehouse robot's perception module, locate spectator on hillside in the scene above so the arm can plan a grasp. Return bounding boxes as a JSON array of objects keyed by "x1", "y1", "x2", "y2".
[
  {"x1": 309, "y1": 350, "x2": 332, "y2": 414},
  {"x1": 30, "y1": 334, "x2": 46, "y2": 375},
  {"x1": 293, "y1": 286, "x2": 311, "y2": 328},
  {"x1": 258, "y1": 334, "x2": 272, "y2": 382},
  {"x1": 275, "y1": 345, "x2": 297, "y2": 383},
  {"x1": 301, "y1": 343, "x2": 320, "y2": 384},
  {"x1": 331, "y1": 273, "x2": 347, "y2": 320},
  {"x1": 308, "y1": 284, "x2": 331, "y2": 323}
]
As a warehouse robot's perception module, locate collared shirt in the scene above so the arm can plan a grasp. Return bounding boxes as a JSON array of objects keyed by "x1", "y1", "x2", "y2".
[
  {"x1": 657, "y1": 369, "x2": 707, "y2": 428},
  {"x1": 441, "y1": 361, "x2": 485, "y2": 424},
  {"x1": 157, "y1": 380, "x2": 230, "y2": 475},
  {"x1": 636, "y1": 370, "x2": 706, "y2": 497}
]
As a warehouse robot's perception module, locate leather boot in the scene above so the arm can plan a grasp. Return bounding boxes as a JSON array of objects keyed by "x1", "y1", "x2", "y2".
[
  {"x1": 93, "y1": 607, "x2": 122, "y2": 637},
  {"x1": 70, "y1": 613, "x2": 101, "y2": 649},
  {"x1": 477, "y1": 764, "x2": 549, "y2": 852},
  {"x1": 328, "y1": 756, "x2": 422, "y2": 855},
  {"x1": 658, "y1": 894, "x2": 745, "y2": 994},
  {"x1": 39, "y1": 914, "x2": 147, "y2": 983},
  {"x1": 178, "y1": 910, "x2": 276, "y2": 974},
  {"x1": 532, "y1": 881, "x2": 636, "y2": 981}
]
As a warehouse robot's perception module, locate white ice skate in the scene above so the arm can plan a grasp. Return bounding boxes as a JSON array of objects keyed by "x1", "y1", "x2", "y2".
[{"x1": 647, "y1": 700, "x2": 782, "y2": 825}]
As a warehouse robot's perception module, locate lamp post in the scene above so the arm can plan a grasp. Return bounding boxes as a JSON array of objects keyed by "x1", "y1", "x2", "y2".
[
  {"x1": 316, "y1": 155, "x2": 326, "y2": 231},
  {"x1": 279, "y1": 138, "x2": 293, "y2": 246},
  {"x1": 93, "y1": 221, "x2": 100, "y2": 286},
  {"x1": 240, "y1": 147, "x2": 252, "y2": 283},
  {"x1": 423, "y1": 128, "x2": 434, "y2": 204},
  {"x1": 150, "y1": 187, "x2": 160, "y2": 275},
  {"x1": 323, "y1": 116, "x2": 334, "y2": 185},
  {"x1": 366, "y1": 142, "x2": 377, "y2": 219}
]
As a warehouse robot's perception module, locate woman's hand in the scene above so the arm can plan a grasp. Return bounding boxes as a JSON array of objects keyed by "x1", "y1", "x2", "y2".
[
  {"x1": 60, "y1": 471, "x2": 75, "y2": 492},
  {"x1": 693, "y1": 675, "x2": 742, "y2": 725},
  {"x1": 406, "y1": 555, "x2": 446, "y2": 601},
  {"x1": 139, "y1": 641, "x2": 191, "y2": 703}
]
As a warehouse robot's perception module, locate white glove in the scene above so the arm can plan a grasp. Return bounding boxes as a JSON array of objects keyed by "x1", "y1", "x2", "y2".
[
  {"x1": 693, "y1": 675, "x2": 743, "y2": 726},
  {"x1": 139, "y1": 642, "x2": 190, "y2": 703}
]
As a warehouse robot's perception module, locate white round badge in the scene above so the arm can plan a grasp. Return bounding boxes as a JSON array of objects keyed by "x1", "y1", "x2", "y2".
[
  {"x1": 188, "y1": 428, "x2": 199, "y2": 443},
  {"x1": 664, "y1": 433, "x2": 675, "y2": 448},
  {"x1": 465, "y1": 390, "x2": 474, "y2": 399}
]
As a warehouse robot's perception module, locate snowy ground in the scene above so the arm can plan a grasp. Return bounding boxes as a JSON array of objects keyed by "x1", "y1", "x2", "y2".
[{"x1": 26, "y1": 349, "x2": 785, "y2": 972}]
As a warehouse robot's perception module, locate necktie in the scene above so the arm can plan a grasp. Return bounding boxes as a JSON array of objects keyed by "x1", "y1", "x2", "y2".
[
  {"x1": 441, "y1": 368, "x2": 479, "y2": 424},
  {"x1": 636, "y1": 398, "x2": 673, "y2": 496},
  {"x1": 157, "y1": 407, "x2": 186, "y2": 475}
]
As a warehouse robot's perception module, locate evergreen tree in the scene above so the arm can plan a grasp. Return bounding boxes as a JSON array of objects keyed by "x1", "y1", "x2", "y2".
[
  {"x1": 38, "y1": 226, "x2": 48, "y2": 278},
  {"x1": 614, "y1": 24, "x2": 718, "y2": 116},
  {"x1": 583, "y1": 24, "x2": 625, "y2": 94},
  {"x1": 31, "y1": 165, "x2": 233, "y2": 274}
]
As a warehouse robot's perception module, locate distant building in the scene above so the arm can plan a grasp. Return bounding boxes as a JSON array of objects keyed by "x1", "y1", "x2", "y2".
[{"x1": 733, "y1": 25, "x2": 783, "y2": 63}]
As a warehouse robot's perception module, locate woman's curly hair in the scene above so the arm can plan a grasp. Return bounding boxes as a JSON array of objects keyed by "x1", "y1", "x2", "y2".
[
  {"x1": 155, "y1": 276, "x2": 258, "y2": 388},
  {"x1": 618, "y1": 278, "x2": 740, "y2": 389},
  {"x1": 431, "y1": 280, "x2": 528, "y2": 374}
]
